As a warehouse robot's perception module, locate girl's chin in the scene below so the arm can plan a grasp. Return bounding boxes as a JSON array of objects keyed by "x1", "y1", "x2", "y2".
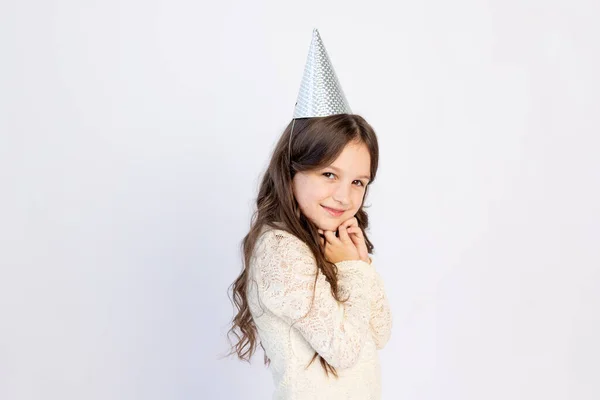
[
  {"x1": 304, "y1": 217, "x2": 332, "y2": 230},
  {"x1": 314, "y1": 221, "x2": 340, "y2": 231},
  {"x1": 307, "y1": 212, "x2": 352, "y2": 231}
]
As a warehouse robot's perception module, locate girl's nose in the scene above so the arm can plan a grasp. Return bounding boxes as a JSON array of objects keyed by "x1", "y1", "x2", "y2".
[{"x1": 332, "y1": 184, "x2": 350, "y2": 206}]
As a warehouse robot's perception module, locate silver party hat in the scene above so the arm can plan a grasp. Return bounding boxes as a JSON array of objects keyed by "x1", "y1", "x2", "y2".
[{"x1": 292, "y1": 29, "x2": 352, "y2": 118}]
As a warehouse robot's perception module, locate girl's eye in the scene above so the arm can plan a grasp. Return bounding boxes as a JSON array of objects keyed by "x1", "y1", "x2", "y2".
[{"x1": 322, "y1": 172, "x2": 366, "y2": 187}]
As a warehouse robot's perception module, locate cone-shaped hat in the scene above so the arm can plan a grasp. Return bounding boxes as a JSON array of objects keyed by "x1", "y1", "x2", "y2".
[{"x1": 292, "y1": 29, "x2": 352, "y2": 118}]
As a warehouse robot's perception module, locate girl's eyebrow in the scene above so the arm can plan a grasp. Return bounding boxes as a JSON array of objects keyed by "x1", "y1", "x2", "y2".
[{"x1": 327, "y1": 165, "x2": 371, "y2": 181}]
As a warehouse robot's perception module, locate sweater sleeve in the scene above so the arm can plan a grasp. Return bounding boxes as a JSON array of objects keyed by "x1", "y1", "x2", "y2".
[
  {"x1": 253, "y1": 229, "x2": 374, "y2": 370},
  {"x1": 367, "y1": 260, "x2": 393, "y2": 350}
]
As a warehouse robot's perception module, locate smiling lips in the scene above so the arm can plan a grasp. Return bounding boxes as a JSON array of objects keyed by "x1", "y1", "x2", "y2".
[{"x1": 322, "y1": 205, "x2": 345, "y2": 217}]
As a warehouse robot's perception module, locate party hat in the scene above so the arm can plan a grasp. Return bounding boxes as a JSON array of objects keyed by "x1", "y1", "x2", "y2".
[{"x1": 292, "y1": 29, "x2": 352, "y2": 118}]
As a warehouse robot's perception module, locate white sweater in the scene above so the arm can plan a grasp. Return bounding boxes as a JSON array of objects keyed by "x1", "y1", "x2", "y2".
[{"x1": 247, "y1": 226, "x2": 393, "y2": 400}]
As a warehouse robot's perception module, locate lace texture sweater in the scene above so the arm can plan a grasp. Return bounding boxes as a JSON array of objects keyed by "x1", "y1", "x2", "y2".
[{"x1": 247, "y1": 227, "x2": 393, "y2": 400}]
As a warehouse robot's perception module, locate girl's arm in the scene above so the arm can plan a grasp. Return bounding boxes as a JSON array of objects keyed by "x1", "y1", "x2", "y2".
[
  {"x1": 367, "y1": 260, "x2": 393, "y2": 350},
  {"x1": 254, "y1": 229, "x2": 374, "y2": 370}
]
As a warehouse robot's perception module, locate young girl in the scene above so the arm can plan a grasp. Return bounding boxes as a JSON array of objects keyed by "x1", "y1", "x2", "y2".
[{"x1": 227, "y1": 113, "x2": 393, "y2": 399}]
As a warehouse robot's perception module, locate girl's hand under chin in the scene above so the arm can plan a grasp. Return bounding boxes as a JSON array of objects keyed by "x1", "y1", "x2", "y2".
[
  {"x1": 318, "y1": 217, "x2": 370, "y2": 264},
  {"x1": 318, "y1": 225, "x2": 361, "y2": 263}
]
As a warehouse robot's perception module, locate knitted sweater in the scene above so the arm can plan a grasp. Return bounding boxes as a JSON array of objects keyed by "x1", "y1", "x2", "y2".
[{"x1": 247, "y1": 226, "x2": 393, "y2": 400}]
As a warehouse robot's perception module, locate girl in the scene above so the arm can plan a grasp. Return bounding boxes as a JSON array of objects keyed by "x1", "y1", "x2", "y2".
[{"x1": 227, "y1": 114, "x2": 393, "y2": 400}]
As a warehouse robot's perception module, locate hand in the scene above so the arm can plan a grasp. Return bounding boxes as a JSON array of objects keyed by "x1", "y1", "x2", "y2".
[
  {"x1": 338, "y1": 217, "x2": 370, "y2": 263},
  {"x1": 317, "y1": 225, "x2": 361, "y2": 264}
]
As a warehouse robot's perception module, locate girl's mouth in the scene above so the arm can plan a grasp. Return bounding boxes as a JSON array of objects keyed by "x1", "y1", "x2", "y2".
[{"x1": 321, "y1": 205, "x2": 344, "y2": 217}]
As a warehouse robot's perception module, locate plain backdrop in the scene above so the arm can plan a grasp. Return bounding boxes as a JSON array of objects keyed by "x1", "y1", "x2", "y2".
[{"x1": 1, "y1": 0, "x2": 599, "y2": 399}]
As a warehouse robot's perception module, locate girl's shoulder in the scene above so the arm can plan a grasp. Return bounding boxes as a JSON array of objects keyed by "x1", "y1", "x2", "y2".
[
  {"x1": 255, "y1": 223, "x2": 313, "y2": 259},
  {"x1": 253, "y1": 225, "x2": 317, "y2": 276},
  {"x1": 257, "y1": 223, "x2": 300, "y2": 247}
]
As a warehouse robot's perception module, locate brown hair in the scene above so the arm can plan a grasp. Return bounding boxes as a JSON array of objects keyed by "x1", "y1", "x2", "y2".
[{"x1": 226, "y1": 113, "x2": 379, "y2": 377}]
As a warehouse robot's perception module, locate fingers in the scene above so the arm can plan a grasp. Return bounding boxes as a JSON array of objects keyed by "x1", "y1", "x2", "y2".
[
  {"x1": 323, "y1": 230, "x2": 338, "y2": 245},
  {"x1": 321, "y1": 228, "x2": 350, "y2": 246},
  {"x1": 319, "y1": 226, "x2": 362, "y2": 263},
  {"x1": 346, "y1": 226, "x2": 369, "y2": 262},
  {"x1": 319, "y1": 226, "x2": 359, "y2": 246},
  {"x1": 347, "y1": 226, "x2": 364, "y2": 238},
  {"x1": 347, "y1": 230, "x2": 364, "y2": 252},
  {"x1": 338, "y1": 225, "x2": 352, "y2": 244},
  {"x1": 339, "y1": 217, "x2": 358, "y2": 230},
  {"x1": 347, "y1": 228, "x2": 361, "y2": 246}
]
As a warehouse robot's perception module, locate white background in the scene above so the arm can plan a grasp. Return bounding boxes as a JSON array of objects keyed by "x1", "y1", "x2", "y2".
[{"x1": 1, "y1": 0, "x2": 599, "y2": 399}]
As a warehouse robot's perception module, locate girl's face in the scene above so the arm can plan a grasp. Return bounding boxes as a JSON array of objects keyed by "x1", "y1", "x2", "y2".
[{"x1": 292, "y1": 140, "x2": 371, "y2": 231}]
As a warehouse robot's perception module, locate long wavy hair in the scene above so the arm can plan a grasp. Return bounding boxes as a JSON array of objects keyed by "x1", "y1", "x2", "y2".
[{"x1": 227, "y1": 113, "x2": 379, "y2": 377}]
